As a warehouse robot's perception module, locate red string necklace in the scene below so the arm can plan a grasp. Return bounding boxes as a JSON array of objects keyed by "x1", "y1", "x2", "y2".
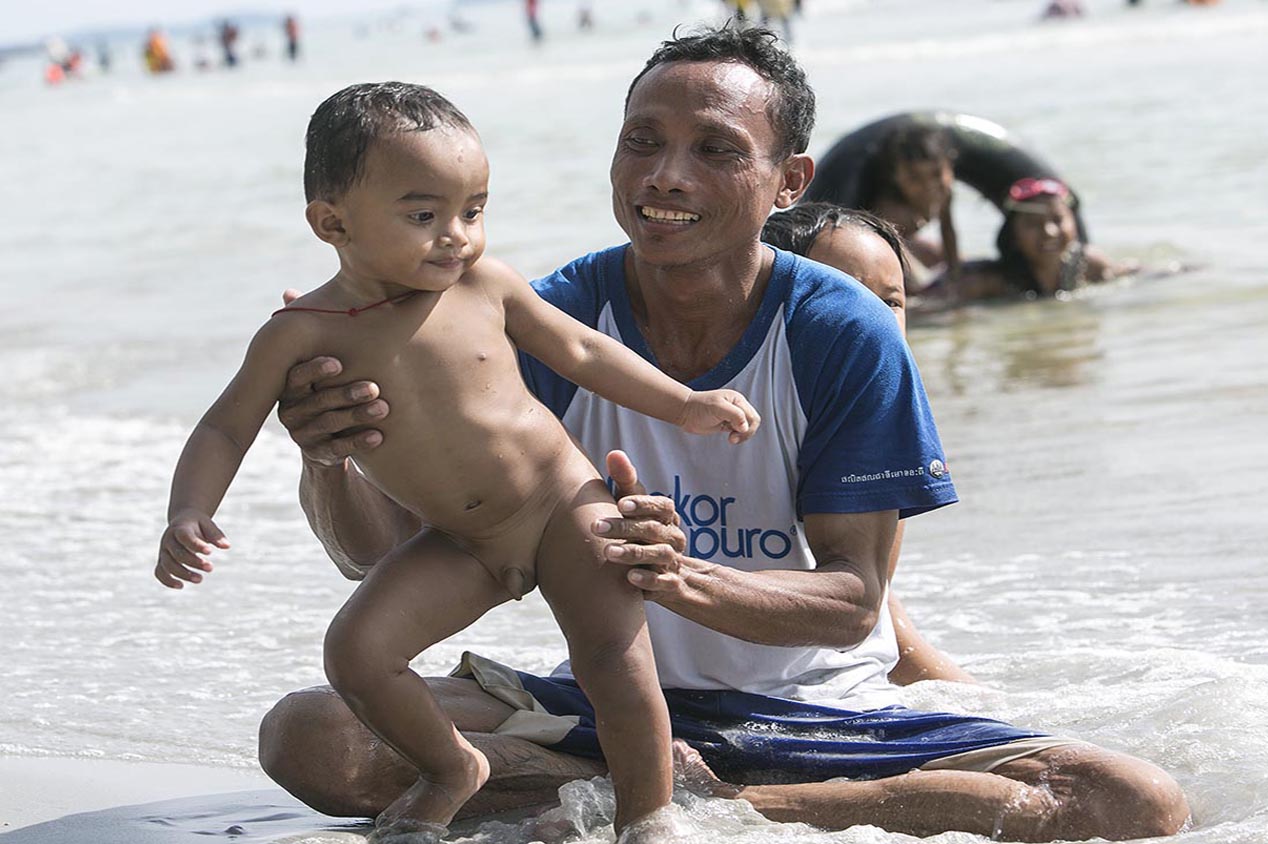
[{"x1": 272, "y1": 289, "x2": 420, "y2": 318}]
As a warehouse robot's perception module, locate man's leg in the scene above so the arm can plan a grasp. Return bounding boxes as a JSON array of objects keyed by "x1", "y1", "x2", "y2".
[
  {"x1": 673, "y1": 740, "x2": 1189, "y2": 842},
  {"x1": 258, "y1": 677, "x2": 606, "y2": 820}
]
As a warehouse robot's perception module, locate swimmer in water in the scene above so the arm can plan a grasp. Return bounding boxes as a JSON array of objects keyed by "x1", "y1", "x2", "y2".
[
  {"x1": 857, "y1": 124, "x2": 961, "y2": 288},
  {"x1": 930, "y1": 177, "x2": 1138, "y2": 302},
  {"x1": 154, "y1": 81, "x2": 759, "y2": 838}
]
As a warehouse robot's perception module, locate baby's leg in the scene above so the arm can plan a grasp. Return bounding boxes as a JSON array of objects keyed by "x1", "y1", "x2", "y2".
[
  {"x1": 536, "y1": 472, "x2": 673, "y2": 835},
  {"x1": 323, "y1": 529, "x2": 511, "y2": 831}
]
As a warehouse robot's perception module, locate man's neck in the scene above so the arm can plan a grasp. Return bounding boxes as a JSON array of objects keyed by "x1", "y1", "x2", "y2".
[{"x1": 624, "y1": 244, "x2": 773, "y2": 382}]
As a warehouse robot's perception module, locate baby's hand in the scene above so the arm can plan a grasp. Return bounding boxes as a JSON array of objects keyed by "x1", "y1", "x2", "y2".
[
  {"x1": 678, "y1": 390, "x2": 761, "y2": 444},
  {"x1": 155, "y1": 510, "x2": 230, "y2": 589}
]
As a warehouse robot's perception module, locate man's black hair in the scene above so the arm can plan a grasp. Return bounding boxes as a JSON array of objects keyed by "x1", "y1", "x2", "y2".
[
  {"x1": 304, "y1": 81, "x2": 473, "y2": 202},
  {"x1": 762, "y1": 202, "x2": 911, "y2": 280},
  {"x1": 624, "y1": 25, "x2": 815, "y2": 160}
]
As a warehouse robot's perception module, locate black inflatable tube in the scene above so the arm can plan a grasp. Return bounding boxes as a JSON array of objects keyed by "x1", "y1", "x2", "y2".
[{"x1": 804, "y1": 111, "x2": 1089, "y2": 242}]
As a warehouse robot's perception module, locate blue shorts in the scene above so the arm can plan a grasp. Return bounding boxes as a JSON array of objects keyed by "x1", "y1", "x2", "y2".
[{"x1": 453, "y1": 654, "x2": 1064, "y2": 783}]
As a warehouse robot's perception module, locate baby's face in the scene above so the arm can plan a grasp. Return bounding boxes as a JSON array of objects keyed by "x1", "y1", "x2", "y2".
[{"x1": 339, "y1": 125, "x2": 490, "y2": 292}]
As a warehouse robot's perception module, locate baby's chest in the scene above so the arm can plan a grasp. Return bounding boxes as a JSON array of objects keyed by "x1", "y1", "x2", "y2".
[{"x1": 334, "y1": 304, "x2": 519, "y2": 387}]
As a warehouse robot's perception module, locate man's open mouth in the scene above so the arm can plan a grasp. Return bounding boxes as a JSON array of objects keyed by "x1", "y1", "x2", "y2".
[{"x1": 639, "y1": 206, "x2": 701, "y2": 224}]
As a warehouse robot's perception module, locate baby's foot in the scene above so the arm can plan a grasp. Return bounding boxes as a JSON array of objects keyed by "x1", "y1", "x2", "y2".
[
  {"x1": 616, "y1": 804, "x2": 692, "y2": 844},
  {"x1": 671, "y1": 739, "x2": 741, "y2": 799},
  {"x1": 374, "y1": 745, "x2": 490, "y2": 836}
]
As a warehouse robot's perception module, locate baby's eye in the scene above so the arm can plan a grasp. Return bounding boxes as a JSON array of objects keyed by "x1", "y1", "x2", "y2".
[
  {"x1": 464, "y1": 207, "x2": 484, "y2": 221},
  {"x1": 408, "y1": 210, "x2": 435, "y2": 224}
]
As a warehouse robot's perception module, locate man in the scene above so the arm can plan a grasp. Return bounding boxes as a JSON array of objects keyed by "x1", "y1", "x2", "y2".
[{"x1": 258, "y1": 27, "x2": 1188, "y2": 840}]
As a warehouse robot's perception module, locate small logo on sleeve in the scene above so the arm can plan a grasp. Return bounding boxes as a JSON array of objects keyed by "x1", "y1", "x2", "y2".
[{"x1": 839, "y1": 458, "x2": 950, "y2": 484}]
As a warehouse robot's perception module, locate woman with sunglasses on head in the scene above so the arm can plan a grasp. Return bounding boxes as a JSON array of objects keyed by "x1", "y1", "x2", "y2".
[{"x1": 926, "y1": 177, "x2": 1138, "y2": 303}]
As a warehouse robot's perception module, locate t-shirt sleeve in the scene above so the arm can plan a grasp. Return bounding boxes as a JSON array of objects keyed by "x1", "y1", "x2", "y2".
[
  {"x1": 792, "y1": 284, "x2": 957, "y2": 520},
  {"x1": 518, "y1": 252, "x2": 605, "y2": 419}
]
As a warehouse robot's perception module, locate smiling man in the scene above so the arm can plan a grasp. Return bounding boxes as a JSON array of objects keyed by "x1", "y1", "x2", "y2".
[{"x1": 257, "y1": 26, "x2": 1188, "y2": 841}]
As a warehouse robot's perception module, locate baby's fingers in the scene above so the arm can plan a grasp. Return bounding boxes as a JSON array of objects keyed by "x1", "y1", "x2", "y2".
[{"x1": 724, "y1": 395, "x2": 761, "y2": 444}]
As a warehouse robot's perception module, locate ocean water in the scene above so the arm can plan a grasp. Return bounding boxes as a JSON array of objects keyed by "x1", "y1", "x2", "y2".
[{"x1": 2, "y1": 0, "x2": 1267, "y2": 840}]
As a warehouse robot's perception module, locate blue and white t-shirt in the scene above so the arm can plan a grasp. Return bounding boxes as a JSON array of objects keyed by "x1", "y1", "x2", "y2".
[{"x1": 522, "y1": 245, "x2": 957, "y2": 708}]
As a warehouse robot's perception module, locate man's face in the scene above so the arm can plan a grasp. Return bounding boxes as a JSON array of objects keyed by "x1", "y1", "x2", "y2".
[{"x1": 611, "y1": 60, "x2": 792, "y2": 270}]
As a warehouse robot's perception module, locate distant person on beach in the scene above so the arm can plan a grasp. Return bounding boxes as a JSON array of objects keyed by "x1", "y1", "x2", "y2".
[
  {"x1": 142, "y1": 28, "x2": 174, "y2": 74},
  {"x1": 858, "y1": 124, "x2": 962, "y2": 287},
  {"x1": 154, "y1": 81, "x2": 761, "y2": 837},
  {"x1": 762, "y1": 202, "x2": 975, "y2": 684},
  {"x1": 926, "y1": 177, "x2": 1138, "y2": 302},
  {"x1": 257, "y1": 27, "x2": 1188, "y2": 841},
  {"x1": 218, "y1": 20, "x2": 240, "y2": 67},
  {"x1": 525, "y1": 0, "x2": 544, "y2": 42},
  {"x1": 283, "y1": 14, "x2": 301, "y2": 61},
  {"x1": 1042, "y1": 0, "x2": 1086, "y2": 18}
]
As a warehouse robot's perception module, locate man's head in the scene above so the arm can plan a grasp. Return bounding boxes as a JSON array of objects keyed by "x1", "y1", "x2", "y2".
[
  {"x1": 303, "y1": 82, "x2": 489, "y2": 292},
  {"x1": 763, "y1": 203, "x2": 909, "y2": 331},
  {"x1": 625, "y1": 26, "x2": 815, "y2": 161},
  {"x1": 612, "y1": 27, "x2": 816, "y2": 270}
]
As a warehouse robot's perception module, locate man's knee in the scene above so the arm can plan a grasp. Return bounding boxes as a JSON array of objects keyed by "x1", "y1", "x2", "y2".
[
  {"x1": 1009, "y1": 744, "x2": 1190, "y2": 840},
  {"x1": 258, "y1": 686, "x2": 385, "y2": 817}
]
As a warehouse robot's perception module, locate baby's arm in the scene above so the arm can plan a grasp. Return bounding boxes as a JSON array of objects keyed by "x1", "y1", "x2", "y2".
[
  {"x1": 493, "y1": 262, "x2": 760, "y2": 443},
  {"x1": 155, "y1": 318, "x2": 307, "y2": 588}
]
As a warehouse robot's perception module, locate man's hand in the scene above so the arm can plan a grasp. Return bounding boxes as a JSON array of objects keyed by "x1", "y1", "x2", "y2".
[
  {"x1": 592, "y1": 450, "x2": 699, "y2": 602},
  {"x1": 156, "y1": 510, "x2": 230, "y2": 589},
  {"x1": 276, "y1": 290, "x2": 390, "y2": 467}
]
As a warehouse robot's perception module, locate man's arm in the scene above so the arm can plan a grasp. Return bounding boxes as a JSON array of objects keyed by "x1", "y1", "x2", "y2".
[
  {"x1": 607, "y1": 506, "x2": 895, "y2": 649},
  {"x1": 277, "y1": 355, "x2": 422, "y2": 578}
]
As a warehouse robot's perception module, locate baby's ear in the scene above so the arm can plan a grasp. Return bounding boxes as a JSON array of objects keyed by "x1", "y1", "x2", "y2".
[{"x1": 305, "y1": 200, "x2": 349, "y2": 246}]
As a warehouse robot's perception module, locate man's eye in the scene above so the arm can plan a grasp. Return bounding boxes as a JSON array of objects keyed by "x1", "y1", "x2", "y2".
[{"x1": 625, "y1": 135, "x2": 656, "y2": 148}]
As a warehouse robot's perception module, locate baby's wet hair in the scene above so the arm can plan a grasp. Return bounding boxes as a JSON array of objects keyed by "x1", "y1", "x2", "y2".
[{"x1": 304, "y1": 81, "x2": 473, "y2": 202}]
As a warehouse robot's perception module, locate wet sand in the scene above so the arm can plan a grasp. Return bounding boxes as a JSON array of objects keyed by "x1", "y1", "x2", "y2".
[{"x1": 0, "y1": 757, "x2": 369, "y2": 842}]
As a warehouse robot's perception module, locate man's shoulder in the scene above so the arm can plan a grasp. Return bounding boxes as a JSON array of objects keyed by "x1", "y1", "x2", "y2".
[
  {"x1": 776, "y1": 250, "x2": 899, "y2": 351},
  {"x1": 530, "y1": 244, "x2": 626, "y2": 323}
]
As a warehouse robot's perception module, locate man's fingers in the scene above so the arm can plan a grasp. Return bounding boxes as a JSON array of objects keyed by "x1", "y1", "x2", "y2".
[
  {"x1": 282, "y1": 288, "x2": 303, "y2": 305},
  {"x1": 279, "y1": 356, "x2": 344, "y2": 402},
  {"x1": 277, "y1": 387, "x2": 385, "y2": 435},
  {"x1": 605, "y1": 450, "x2": 646, "y2": 498},
  {"x1": 593, "y1": 512, "x2": 685, "y2": 551},
  {"x1": 603, "y1": 542, "x2": 680, "y2": 567},
  {"x1": 297, "y1": 428, "x2": 384, "y2": 467}
]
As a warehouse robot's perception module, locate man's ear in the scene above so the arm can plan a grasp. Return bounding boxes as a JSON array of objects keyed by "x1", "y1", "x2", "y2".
[
  {"x1": 774, "y1": 153, "x2": 815, "y2": 209},
  {"x1": 305, "y1": 200, "x2": 349, "y2": 246}
]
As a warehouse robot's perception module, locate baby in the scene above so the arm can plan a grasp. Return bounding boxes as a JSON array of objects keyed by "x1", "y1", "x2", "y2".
[{"x1": 155, "y1": 82, "x2": 759, "y2": 838}]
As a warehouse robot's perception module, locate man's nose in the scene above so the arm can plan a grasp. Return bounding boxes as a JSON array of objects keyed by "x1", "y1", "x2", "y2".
[{"x1": 645, "y1": 146, "x2": 692, "y2": 193}]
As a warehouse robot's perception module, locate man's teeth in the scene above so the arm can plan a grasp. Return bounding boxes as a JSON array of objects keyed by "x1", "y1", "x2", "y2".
[{"x1": 641, "y1": 207, "x2": 700, "y2": 223}]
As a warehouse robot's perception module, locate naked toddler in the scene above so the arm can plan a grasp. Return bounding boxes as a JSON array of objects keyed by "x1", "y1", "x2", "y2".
[{"x1": 154, "y1": 82, "x2": 759, "y2": 838}]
